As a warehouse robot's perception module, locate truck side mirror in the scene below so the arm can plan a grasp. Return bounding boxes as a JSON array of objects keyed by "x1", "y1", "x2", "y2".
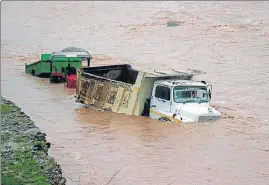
[
  {"x1": 207, "y1": 84, "x2": 212, "y2": 100},
  {"x1": 201, "y1": 80, "x2": 206, "y2": 85}
]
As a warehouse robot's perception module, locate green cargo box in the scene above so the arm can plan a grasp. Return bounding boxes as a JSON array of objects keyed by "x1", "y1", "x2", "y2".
[
  {"x1": 41, "y1": 53, "x2": 51, "y2": 61},
  {"x1": 25, "y1": 53, "x2": 83, "y2": 77}
]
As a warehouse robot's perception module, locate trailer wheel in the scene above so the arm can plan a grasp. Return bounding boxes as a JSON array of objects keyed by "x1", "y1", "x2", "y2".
[
  {"x1": 31, "y1": 70, "x2": 35, "y2": 76},
  {"x1": 159, "y1": 117, "x2": 171, "y2": 122},
  {"x1": 49, "y1": 77, "x2": 54, "y2": 83}
]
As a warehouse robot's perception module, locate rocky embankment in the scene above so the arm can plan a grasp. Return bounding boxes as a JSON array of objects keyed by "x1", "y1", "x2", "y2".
[{"x1": 1, "y1": 97, "x2": 66, "y2": 185}]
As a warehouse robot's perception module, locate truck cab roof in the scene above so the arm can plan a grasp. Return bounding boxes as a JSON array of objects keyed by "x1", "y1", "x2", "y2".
[{"x1": 155, "y1": 80, "x2": 207, "y2": 87}]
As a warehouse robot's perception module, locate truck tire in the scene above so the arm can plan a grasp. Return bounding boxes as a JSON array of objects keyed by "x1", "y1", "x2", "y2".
[
  {"x1": 141, "y1": 99, "x2": 150, "y2": 116},
  {"x1": 159, "y1": 117, "x2": 171, "y2": 122}
]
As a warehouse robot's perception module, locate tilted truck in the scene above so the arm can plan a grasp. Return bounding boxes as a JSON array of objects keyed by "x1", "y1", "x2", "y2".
[{"x1": 76, "y1": 64, "x2": 221, "y2": 124}]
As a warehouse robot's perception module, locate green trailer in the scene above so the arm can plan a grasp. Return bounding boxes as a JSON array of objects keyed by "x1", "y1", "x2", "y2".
[
  {"x1": 25, "y1": 48, "x2": 92, "y2": 87},
  {"x1": 49, "y1": 51, "x2": 92, "y2": 84},
  {"x1": 25, "y1": 53, "x2": 84, "y2": 77},
  {"x1": 25, "y1": 54, "x2": 52, "y2": 77}
]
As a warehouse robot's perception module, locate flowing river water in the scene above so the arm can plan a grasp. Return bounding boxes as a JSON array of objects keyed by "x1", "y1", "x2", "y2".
[{"x1": 1, "y1": 1, "x2": 269, "y2": 185}]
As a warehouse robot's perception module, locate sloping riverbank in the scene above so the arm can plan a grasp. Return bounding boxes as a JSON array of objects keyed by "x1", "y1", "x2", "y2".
[{"x1": 1, "y1": 97, "x2": 66, "y2": 185}]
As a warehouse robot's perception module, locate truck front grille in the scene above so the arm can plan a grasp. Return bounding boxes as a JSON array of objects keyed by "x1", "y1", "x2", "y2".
[{"x1": 198, "y1": 115, "x2": 220, "y2": 122}]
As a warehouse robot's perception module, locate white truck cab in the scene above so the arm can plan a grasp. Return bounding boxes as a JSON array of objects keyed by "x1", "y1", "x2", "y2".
[{"x1": 149, "y1": 80, "x2": 221, "y2": 123}]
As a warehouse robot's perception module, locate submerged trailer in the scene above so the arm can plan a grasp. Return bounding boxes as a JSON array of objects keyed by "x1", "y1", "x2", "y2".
[
  {"x1": 76, "y1": 64, "x2": 221, "y2": 124},
  {"x1": 49, "y1": 51, "x2": 92, "y2": 87},
  {"x1": 25, "y1": 54, "x2": 53, "y2": 77},
  {"x1": 25, "y1": 47, "x2": 92, "y2": 88}
]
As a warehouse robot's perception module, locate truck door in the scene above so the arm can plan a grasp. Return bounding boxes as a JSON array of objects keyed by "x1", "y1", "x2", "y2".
[{"x1": 150, "y1": 84, "x2": 171, "y2": 118}]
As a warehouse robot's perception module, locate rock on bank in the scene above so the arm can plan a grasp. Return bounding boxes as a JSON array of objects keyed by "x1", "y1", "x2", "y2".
[{"x1": 1, "y1": 97, "x2": 66, "y2": 185}]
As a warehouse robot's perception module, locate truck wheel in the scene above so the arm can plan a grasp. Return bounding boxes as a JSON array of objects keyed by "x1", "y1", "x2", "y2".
[
  {"x1": 141, "y1": 99, "x2": 150, "y2": 116},
  {"x1": 159, "y1": 117, "x2": 170, "y2": 122}
]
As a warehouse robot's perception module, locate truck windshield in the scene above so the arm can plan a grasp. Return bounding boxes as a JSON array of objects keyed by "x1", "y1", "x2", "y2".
[{"x1": 173, "y1": 86, "x2": 209, "y2": 103}]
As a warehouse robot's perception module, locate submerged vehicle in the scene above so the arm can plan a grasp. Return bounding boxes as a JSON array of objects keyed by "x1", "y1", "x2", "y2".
[
  {"x1": 76, "y1": 64, "x2": 221, "y2": 124},
  {"x1": 25, "y1": 47, "x2": 92, "y2": 88},
  {"x1": 49, "y1": 50, "x2": 92, "y2": 88}
]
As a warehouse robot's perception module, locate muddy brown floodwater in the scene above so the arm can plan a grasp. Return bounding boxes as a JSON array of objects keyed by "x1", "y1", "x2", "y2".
[{"x1": 1, "y1": 1, "x2": 269, "y2": 185}]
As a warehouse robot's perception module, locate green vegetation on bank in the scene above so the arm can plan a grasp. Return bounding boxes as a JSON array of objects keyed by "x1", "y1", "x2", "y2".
[
  {"x1": 1, "y1": 104, "x2": 50, "y2": 185},
  {"x1": 1, "y1": 135, "x2": 50, "y2": 185},
  {"x1": 0, "y1": 104, "x2": 13, "y2": 114},
  {"x1": 1, "y1": 98, "x2": 66, "y2": 185}
]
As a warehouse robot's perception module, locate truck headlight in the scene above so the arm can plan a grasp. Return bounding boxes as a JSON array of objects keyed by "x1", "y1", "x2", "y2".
[{"x1": 173, "y1": 110, "x2": 182, "y2": 120}]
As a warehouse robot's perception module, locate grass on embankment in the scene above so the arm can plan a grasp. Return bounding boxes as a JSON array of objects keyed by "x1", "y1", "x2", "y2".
[
  {"x1": 0, "y1": 104, "x2": 13, "y2": 114},
  {"x1": 1, "y1": 103, "x2": 50, "y2": 185},
  {"x1": 1, "y1": 98, "x2": 66, "y2": 185},
  {"x1": 1, "y1": 136, "x2": 50, "y2": 185}
]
